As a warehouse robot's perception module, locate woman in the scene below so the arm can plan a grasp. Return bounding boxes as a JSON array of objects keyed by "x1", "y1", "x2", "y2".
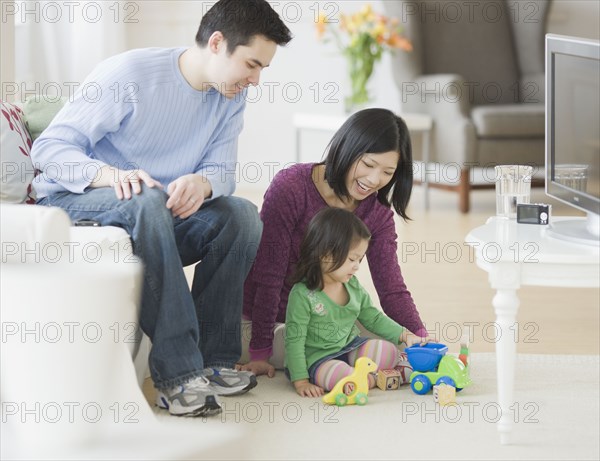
[{"x1": 241, "y1": 108, "x2": 429, "y2": 377}]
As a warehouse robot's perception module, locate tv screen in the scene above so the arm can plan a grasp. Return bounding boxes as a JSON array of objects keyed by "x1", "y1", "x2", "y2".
[{"x1": 546, "y1": 34, "x2": 600, "y2": 245}]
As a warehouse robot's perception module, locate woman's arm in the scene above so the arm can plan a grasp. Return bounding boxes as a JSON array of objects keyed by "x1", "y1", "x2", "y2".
[
  {"x1": 246, "y1": 168, "x2": 303, "y2": 360},
  {"x1": 366, "y1": 209, "x2": 428, "y2": 338}
]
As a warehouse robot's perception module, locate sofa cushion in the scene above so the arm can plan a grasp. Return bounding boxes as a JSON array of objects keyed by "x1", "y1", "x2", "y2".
[
  {"x1": 1, "y1": 100, "x2": 36, "y2": 204},
  {"x1": 471, "y1": 104, "x2": 545, "y2": 138},
  {"x1": 69, "y1": 226, "x2": 134, "y2": 263},
  {"x1": 1, "y1": 203, "x2": 134, "y2": 264},
  {"x1": 0, "y1": 204, "x2": 72, "y2": 263},
  {"x1": 22, "y1": 96, "x2": 67, "y2": 141}
]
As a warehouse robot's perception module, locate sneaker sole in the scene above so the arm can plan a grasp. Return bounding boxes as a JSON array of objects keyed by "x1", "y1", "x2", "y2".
[
  {"x1": 207, "y1": 373, "x2": 258, "y2": 397},
  {"x1": 219, "y1": 375, "x2": 258, "y2": 397},
  {"x1": 157, "y1": 395, "x2": 222, "y2": 417}
]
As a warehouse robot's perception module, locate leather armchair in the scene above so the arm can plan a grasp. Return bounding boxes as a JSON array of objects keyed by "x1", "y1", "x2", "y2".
[{"x1": 384, "y1": 0, "x2": 550, "y2": 212}]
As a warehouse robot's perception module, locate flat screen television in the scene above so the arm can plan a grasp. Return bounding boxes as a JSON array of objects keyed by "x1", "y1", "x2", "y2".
[{"x1": 545, "y1": 34, "x2": 600, "y2": 246}]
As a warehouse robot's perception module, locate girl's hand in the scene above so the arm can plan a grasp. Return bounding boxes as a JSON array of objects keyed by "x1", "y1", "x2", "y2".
[
  {"x1": 293, "y1": 379, "x2": 324, "y2": 397},
  {"x1": 237, "y1": 360, "x2": 275, "y2": 378},
  {"x1": 400, "y1": 330, "x2": 410, "y2": 345}
]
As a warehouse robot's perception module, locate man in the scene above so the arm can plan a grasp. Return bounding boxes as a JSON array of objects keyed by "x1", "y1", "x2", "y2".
[{"x1": 30, "y1": 0, "x2": 292, "y2": 417}]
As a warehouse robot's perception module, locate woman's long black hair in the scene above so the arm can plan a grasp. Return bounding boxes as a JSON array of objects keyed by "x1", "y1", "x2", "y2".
[{"x1": 322, "y1": 108, "x2": 413, "y2": 220}]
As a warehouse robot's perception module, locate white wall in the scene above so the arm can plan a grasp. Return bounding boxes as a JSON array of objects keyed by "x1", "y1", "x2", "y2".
[
  {"x1": 1, "y1": 1, "x2": 16, "y2": 102},
  {"x1": 124, "y1": 1, "x2": 405, "y2": 190},
  {"x1": 4, "y1": 0, "x2": 599, "y2": 190},
  {"x1": 9, "y1": 1, "x2": 127, "y2": 101},
  {"x1": 547, "y1": 0, "x2": 600, "y2": 39}
]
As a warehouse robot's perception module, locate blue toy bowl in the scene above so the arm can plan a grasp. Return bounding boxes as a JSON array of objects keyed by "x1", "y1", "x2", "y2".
[{"x1": 406, "y1": 343, "x2": 448, "y2": 372}]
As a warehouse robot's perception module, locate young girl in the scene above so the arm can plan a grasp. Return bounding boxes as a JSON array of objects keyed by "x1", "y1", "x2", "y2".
[
  {"x1": 284, "y1": 208, "x2": 412, "y2": 397},
  {"x1": 242, "y1": 108, "x2": 429, "y2": 377}
]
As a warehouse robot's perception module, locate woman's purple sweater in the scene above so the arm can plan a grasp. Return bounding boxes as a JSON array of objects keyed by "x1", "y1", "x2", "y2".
[{"x1": 243, "y1": 163, "x2": 427, "y2": 361}]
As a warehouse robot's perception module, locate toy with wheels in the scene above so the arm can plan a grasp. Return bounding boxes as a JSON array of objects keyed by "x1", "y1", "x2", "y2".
[
  {"x1": 322, "y1": 357, "x2": 377, "y2": 406},
  {"x1": 406, "y1": 342, "x2": 471, "y2": 395}
]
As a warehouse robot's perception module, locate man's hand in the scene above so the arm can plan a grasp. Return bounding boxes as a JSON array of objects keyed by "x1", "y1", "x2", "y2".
[
  {"x1": 293, "y1": 379, "x2": 324, "y2": 397},
  {"x1": 237, "y1": 360, "x2": 275, "y2": 378},
  {"x1": 166, "y1": 174, "x2": 213, "y2": 219},
  {"x1": 92, "y1": 166, "x2": 162, "y2": 200}
]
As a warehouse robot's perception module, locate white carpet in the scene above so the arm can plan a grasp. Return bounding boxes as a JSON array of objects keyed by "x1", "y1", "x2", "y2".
[{"x1": 153, "y1": 353, "x2": 600, "y2": 461}]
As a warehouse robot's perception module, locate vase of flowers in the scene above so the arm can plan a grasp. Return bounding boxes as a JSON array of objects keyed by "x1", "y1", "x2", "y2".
[{"x1": 316, "y1": 4, "x2": 412, "y2": 113}]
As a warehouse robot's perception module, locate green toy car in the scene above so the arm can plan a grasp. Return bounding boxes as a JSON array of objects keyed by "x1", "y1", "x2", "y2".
[{"x1": 406, "y1": 343, "x2": 471, "y2": 395}]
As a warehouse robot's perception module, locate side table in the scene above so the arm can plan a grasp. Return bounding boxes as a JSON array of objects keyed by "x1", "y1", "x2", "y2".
[
  {"x1": 293, "y1": 112, "x2": 434, "y2": 209},
  {"x1": 465, "y1": 216, "x2": 599, "y2": 444}
]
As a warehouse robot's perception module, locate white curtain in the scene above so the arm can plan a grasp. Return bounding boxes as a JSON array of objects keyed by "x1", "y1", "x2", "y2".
[{"x1": 15, "y1": 0, "x2": 128, "y2": 100}]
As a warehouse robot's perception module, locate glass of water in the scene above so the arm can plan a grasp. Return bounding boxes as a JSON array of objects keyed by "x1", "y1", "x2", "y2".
[{"x1": 495, "y1": 165, "x2": 533, "y2": 219}]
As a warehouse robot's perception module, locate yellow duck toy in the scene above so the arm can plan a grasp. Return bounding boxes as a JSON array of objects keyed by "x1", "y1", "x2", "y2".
[{"x1": 322, "y1": 357, "x2": 378, "y2": 406}]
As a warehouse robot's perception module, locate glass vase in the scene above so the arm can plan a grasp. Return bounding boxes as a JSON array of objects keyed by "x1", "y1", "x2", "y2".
[{"x1": 344, "y1": 49, "x2": 377, "y2": 114}]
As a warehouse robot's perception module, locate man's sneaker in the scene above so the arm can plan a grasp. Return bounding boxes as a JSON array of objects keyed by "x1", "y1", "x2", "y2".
[
  {"x1": 203, "y1": 367, "x2": 257, "y2": 396},
  {"x1": 156, "y1": 376, "x2": 222, "y2": 417}
]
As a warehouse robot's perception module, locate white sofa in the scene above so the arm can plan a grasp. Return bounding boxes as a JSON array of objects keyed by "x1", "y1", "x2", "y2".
[
  {"x1": 0, "y1": 204, "x2": 151, "y2": 384},
  {"x1": 0, "y1": 99, "x2": 244, "y2": 461},
  {"x1": 1, "y1": 98, "x2": 150, "y2": 386}
]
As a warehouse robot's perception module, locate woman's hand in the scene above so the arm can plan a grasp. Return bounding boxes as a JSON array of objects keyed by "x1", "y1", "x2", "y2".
[
  {"x1": 402, "y1": 330, "x2": 435, "y2": 346},
  {"x1": 237, "y1": 360, "x2": 275, "y2": 378},
  {"x1": 414, "y1": 335, "x2": 433, "y2": 346},
  {"x1": 293, "y1": 379, "x2": 324, "y2": 397}
]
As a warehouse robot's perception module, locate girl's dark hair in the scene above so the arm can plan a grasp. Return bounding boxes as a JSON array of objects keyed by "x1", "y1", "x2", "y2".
[
  {"x1": 290, "y1": 208, "x2": 371, "y2": 291},
  {"x1": 322, "y1": 108, "x2": 413, "y2": 220},
  {"x1": 196, "y1": 0, "x2": 293, "y2": 54}
]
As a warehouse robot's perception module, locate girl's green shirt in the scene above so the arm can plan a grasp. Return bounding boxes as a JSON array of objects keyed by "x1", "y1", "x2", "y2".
[{"x1": 284, "y1": 276, "x2": 404, "y2": 381}]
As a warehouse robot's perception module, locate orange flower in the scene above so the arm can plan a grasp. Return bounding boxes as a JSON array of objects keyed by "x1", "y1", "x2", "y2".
[
  {"x1": 314, "y1": 3, "x2": 412, "y2": 110},
  {"x1": 388, "y1": 34, "x2": 413, "y2": 52},
  {"x1": 371, "y1": 21, "x2": 386, "y2": 40},
  {"x1": 339, "y1": 14, "x2": 347, "y2": 32},
  {"x1": 316, "y1": 12, "x2": 327, "y2": 39},
  {"x1": 315, "y1": 4, "x2": 413, "y2": 54}
]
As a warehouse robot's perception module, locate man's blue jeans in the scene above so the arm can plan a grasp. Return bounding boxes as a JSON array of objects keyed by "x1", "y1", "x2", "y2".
[{"x1": 38, "y1": 186, "x2": 262, "y2": 389}]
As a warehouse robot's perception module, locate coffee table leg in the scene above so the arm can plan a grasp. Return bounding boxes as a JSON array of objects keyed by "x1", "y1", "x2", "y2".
[{"x1": 492, "y1": 287, "x2": 520, "y2": 445}]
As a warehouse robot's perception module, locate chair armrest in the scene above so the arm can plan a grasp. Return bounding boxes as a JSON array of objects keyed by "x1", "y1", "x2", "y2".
[{"x1": 400, "y1": 74, "x2": 478, "y2": 165}]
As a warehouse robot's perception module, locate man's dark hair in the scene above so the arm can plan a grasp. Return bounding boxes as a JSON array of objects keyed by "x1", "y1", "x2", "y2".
[{"x1": 196, "y1": 0, "x2": 292, "y2": 53}]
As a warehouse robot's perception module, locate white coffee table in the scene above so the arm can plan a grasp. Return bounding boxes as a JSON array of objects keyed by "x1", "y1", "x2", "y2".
[
  {"x1": 293, "y1": 112, "x2": 434, "y2": 208},
  {"x1": 465, "y1": 216, "x2": 600, "y2": 444}
]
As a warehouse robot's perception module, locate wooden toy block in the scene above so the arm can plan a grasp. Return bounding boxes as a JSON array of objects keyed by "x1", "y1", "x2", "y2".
[
  {"x1": 376, "y1": 369, "x2": 401, "y2": 391},
  {"x1": 433, "y1": 383, "x2": 456, "y2": 405}
]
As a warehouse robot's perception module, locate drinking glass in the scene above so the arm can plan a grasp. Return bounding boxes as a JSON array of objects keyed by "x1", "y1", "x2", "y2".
[{"x1": 495, "y1": 165, "x2": 533, "y2": 219}]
